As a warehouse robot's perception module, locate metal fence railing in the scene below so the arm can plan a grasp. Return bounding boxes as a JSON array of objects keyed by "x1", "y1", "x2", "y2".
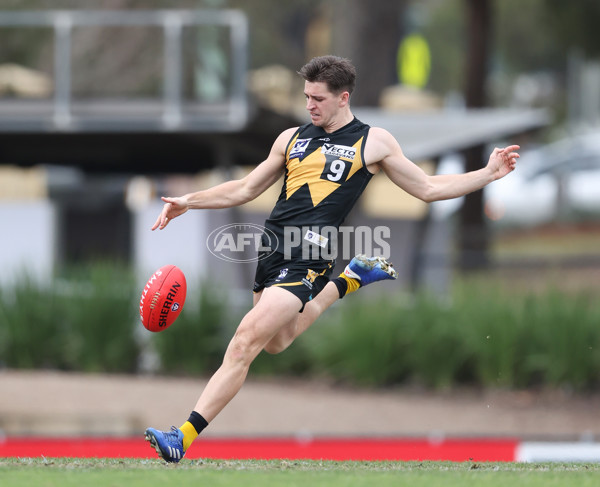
[{"x1": 0, "y1": 9, "x2": 248, "y2": 132}]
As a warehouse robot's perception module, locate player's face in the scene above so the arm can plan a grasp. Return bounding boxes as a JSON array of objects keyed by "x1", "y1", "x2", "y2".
[{"x1": 304, "y1": 81, "x2": 348, "y2": 129}]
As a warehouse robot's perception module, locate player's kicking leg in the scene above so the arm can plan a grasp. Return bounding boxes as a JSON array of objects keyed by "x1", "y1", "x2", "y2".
[
  {"x1": 339, "y1": 254, "x2": 398, "y2": 290},
  {"x1": 263, "y1": 254, "x2": 398, "y2": 355}
]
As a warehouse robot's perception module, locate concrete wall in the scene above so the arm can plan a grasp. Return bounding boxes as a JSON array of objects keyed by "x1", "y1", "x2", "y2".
[{"x1": 0, "y1": 201, "x2": 56, "y2": 286}]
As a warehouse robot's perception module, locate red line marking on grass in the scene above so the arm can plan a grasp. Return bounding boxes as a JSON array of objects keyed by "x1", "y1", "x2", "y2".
[{"x1": 0, "y1": 437, "x2": 519, "y2": 461}]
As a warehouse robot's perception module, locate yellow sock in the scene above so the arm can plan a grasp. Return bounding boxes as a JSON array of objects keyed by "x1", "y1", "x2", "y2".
[
  {"x1": 339, "y1": 273, "x2": 361, "y2": 295},
  {"x1": 179, "y1": 421, "x2": 199, "y2": 451}
]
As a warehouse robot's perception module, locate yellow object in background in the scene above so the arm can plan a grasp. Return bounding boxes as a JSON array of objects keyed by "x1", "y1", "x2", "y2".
[{"x1": 397, "y1": 34, "x2": 431, "y2": 89}]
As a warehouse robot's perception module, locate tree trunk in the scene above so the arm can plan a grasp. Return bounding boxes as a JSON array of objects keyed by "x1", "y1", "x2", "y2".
[
  {"x1": 459, "y1": 0, "x2": 491, "y2": 271},
  {"x1": 332, "y1": 0, "x2": 407, "y2": 106}
]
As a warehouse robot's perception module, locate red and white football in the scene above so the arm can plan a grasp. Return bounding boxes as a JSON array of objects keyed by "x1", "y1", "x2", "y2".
[{"x1": 139, "y1": 265, "x2": 187, "y2": 332}]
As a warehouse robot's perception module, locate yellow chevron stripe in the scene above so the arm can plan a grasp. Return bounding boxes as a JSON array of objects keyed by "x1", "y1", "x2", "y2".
[{"x1": 286, "y1": 137, "x2": 365, "y2": 206}]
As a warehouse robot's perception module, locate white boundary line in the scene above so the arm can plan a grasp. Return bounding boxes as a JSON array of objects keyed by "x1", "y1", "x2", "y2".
[{"x1": 516, "y1": 442, "x2": 600, "y2": 462}]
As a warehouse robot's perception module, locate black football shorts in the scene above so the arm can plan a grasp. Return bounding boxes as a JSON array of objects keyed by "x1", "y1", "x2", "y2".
[{"x1": 252, "y1": 251, "x2": 335, "y2": 311}]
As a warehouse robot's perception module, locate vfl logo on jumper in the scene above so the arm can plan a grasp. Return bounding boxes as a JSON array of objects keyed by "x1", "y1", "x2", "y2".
[
  {"x1": 207, "y1": 223, "x2": 278, "y2": 263},
  {"x1": 302, "y1": 269, "x2": 319, "y2": 289},
  {"x1": 289, "y1": 138, "x2": 311, "y2": 159},
  {"x1": 159, "y1": 282, "x2": 182, "y2": 328},
  {"x1": 276, "y1": 268, "x2": 289, "y2": 280}
]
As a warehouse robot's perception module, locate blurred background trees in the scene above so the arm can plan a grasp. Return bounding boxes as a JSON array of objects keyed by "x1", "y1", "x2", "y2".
[{"x1": 3, "y1": 0, "x2": 599, "y2": 119}]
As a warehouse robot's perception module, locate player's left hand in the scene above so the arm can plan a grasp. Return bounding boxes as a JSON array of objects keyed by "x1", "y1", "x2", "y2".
[
  {"x1": 488, "y1": 145, "x2": 520, "y2": 180},
  {"x1": 151, "y1": 196, "x2": 189, "y2": 231}
]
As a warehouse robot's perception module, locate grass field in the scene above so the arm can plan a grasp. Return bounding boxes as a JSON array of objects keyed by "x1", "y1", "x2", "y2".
[{"x1": 1, "y1": 458, "x2": 599, "y2": 487}]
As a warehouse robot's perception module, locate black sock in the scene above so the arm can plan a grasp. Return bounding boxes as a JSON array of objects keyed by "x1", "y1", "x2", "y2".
[
  {"x1": 187, "y1": 411, "x2": 209, "y2": 435},
  {"x1": 332, "y1": 276, "x2": 348, "y2": 299}
]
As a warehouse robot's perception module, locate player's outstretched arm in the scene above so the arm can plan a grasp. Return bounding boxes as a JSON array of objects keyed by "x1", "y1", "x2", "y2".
[
  {"x1": 369, "y1": 128, "x2": 520, "y2": 203},
  {"x1": 420, "y1": 144, "x2": 520, "y2": 201},
  {"x1": 152, "y1": 128, "x2": 296, "y2": 230}
]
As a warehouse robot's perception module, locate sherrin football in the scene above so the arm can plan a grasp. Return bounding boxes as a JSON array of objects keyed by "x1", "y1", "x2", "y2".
[{"x1": 139, "y1": 265, "x2": 187, "y2": 332}]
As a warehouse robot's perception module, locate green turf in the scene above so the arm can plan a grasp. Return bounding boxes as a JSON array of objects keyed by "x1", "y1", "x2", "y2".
[{"x1": 1, "y1": 458, "x2": 599, "y2": 487}]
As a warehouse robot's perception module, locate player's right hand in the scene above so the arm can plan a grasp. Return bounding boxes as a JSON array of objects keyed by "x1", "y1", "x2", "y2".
[{"x1": 151, "y1": 196, "x2": 189, "y2": 230}]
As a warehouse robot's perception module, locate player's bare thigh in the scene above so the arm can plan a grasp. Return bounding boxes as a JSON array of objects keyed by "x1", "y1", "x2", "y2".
[
  {"x1": 253, "y1": 289, "x2": 263, "y2": 307},
  {"x1": 252, "y1": 286, "x2": 301, "y2": 349},
  {"x1": 242, "y1": 286, "x2": 302, "y2": 343}
]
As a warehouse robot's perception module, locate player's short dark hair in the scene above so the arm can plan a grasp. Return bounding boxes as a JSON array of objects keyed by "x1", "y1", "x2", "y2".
[{"x1": 297, "y1": 55, "x2": 356, "y2": 96}]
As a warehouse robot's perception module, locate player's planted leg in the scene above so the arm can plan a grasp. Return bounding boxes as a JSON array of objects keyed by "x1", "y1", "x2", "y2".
[
  {"x1": 144, "y1": 258, "x2": 397, "y2": 461},
  {"x1": 145, "y1": 426, "x2": 185, "y2": 463},
  {"x1": 145, "y1": 287, "x2": 302, "y2": 461}
]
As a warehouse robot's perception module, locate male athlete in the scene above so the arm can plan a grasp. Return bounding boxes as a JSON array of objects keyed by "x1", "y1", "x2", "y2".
[{"x1": 145, "y1": 55, "x2": 520, "y2": 462}]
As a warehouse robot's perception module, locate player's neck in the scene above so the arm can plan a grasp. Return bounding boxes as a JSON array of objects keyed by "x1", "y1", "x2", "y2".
[{"x1": 322, "y1": 109, "x2": 354, "y2": 133}]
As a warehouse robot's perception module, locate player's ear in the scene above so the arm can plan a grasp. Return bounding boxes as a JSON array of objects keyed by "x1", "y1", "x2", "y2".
[{"x1": 339, "y1": 91, "x2": 350, "y2": 106}]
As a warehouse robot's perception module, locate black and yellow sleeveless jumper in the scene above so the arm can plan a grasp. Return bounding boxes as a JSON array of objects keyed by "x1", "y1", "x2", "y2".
[{"x1": 264, "y1": 117, "x2": 373, "y2": 262}]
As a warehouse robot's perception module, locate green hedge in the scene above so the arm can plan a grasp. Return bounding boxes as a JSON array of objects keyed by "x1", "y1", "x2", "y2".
[
  {"x1": 1, "y1": 264, "x2": 599, "y2": 390},
  {"x1": 252, "y1": 283, "x2": 600, "y2": 390},
  {"x1": 296, "y1": 284, "x2": 600, "y2": 390},
  {"x1": 0, "y1": 264, "x2": 139, "y2": 372},
  {"x1": 149, "y1": 283, "x2": 231, "y2": 376}
]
